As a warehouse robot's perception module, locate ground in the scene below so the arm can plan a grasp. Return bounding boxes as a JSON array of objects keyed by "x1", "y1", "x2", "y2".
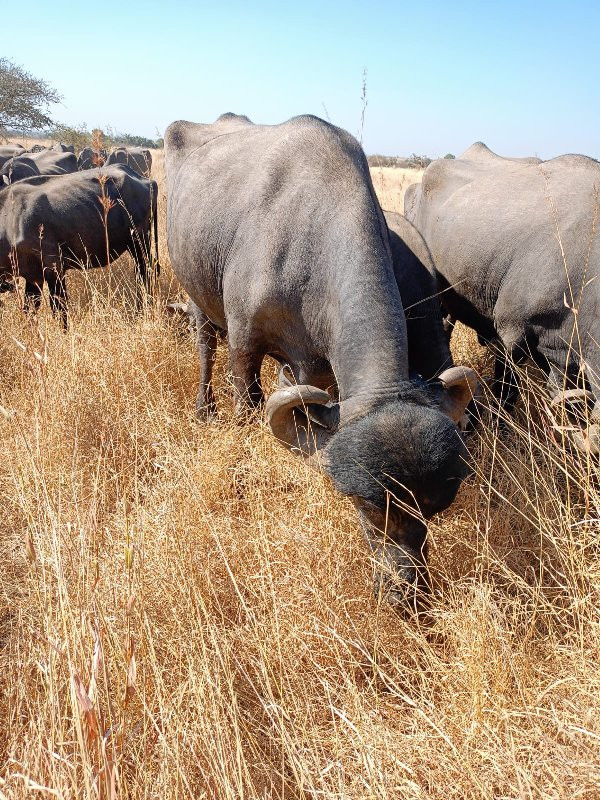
[{"x1": 0, "y1": 147, "x2": 598, "y2": 799}]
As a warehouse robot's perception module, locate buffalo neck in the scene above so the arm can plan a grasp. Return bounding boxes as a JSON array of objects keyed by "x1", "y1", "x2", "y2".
[{"x1": 323, "y1": 210, "x2": 411, "y2": 403}]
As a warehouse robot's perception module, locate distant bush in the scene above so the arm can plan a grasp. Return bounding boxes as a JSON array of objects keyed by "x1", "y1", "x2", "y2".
[
  {"x1": 405, "y1": 153, "x2": 432, "y2": 169},
  {"x1": 112, "y1": 132, "x2": 160, "y2": 149},
  {"x1": 367, "y1": 153, "x2": 433, "y2": 169},
  {"x1": 48, "y1": 123, "x2": 163, "y2": 153},
  {"x1": 367, "y1": 154, "x2": 404, "y2": 168},
  {"x1": 444, "y1": 153, "x2": 456, "y2": 159},
  {"x1": 50, "y1": 122, "x2": 91, "y2": 152}
]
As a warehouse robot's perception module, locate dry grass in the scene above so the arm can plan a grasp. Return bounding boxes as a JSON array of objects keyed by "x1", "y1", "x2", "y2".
[
  {"x1": 2, "y1": 136, "x2": 52, "y2": 149},
  {"x1": 0, "y1": 155, "x2": 599, "y2": 800},
  {"x1": 370, "y1": 166, "x2": 423, "y2": 214}
]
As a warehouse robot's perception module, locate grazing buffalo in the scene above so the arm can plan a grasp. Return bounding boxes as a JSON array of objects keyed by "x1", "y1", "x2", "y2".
[
  {"x1": 106, "y1": 147, "x2": 152, "y2": 176},
  {"x1": 1, "y1": 156, "x2": 40, "y2": 183},
  {"x1": 1, "y1": 150, "x2": 78, "y2": 184},
  {"x1": 384, "y1": 211, "x2": 454, "y2": 383},
  {"x1": 405, "y1": 142, "x2": 600, "y2": 453},
  {"x1": 77, "y1": 147, "x2": 107, "y2": 170},
  {"x1": 28, "y1": 149, "x2": 77, "y2": 174},
  {"x1": 0, "y1": 144, "x2": 25, "y2": 170},
  {"x1": 165, "y1": 113, "x2": 477, "y2": 604},
  {"x1": 51, "y1": 143, "x2": 75, "y2": 153},
  {"x1": 0, "y1": 165, "x2": 160, "y2": 325}
]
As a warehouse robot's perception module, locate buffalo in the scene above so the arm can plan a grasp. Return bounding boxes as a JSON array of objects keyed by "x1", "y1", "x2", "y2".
[
  {"x1": 405, "y1": 142, "x2": 600, "y2": 453},
  {"x1": 77, "y1": 147, "x2": 107, "y2": 170},
  {"x1": 0, "y1": 164, "x2": 160, "y2": 325},
  {"x1": 1, "y1": 150, "x2": 78, "y2": 184},
  {"x1": 384, "y1": 211, "x2": 454, "y2": 383},
  {"x1": 51, "y1": 143, "x2": 75, "y2": 153},
  {"x1": 106, "y1": 147, "x2": 152, "y2": 177},
  {"x1": 1, "y1": 156, "x2": 40, "y2": 183},
  {"x1": 165, "y1": 113, "x2": 477, "y2": 604},
  {"x1": 0, "y1": 144, "x2": 25, "y2": 171}
]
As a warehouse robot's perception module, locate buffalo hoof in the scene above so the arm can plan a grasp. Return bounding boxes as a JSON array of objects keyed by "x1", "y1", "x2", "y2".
[
  {"x1": 195, "y1": 402, "x2": 218, "y2": 423},
  {"x1": 372, "y1": 559, "x2": 431, "y2": 612},
  {"x1": 373, "y1": 576, "x2": 430, "y2": 614}
]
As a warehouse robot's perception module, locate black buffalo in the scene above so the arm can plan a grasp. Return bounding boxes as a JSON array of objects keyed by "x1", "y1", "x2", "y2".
[
  {"x1": 1, "y1": 150, "x2": 77, "y2": 184},
  {"x1": 0, "y1": 144, "x2": 25, "y2": 171},
  {"x1": 51, "y1": 143, "x2": 75, "y2": 153},
  {"x1": 384, "y1": 211, "x2": 454, "y2": 383},
  {"x1": 0, "y1": 165, "x2": 160, "y2": 325},
  {"x1": 165, "y1": 113, "x2": 477, "y2": 604},
  {"x1": 106, "y1": 147, "x2": 152, "y2": 177},
  {"x1": 77, "y1": 147, "x2": 107, "y2": 170},
  {"x1": 405, "y1": 142, "x2": 600, "y2": 454},
  {"x1": 1, "y1": 156, "x2": 40, "y2": 183}
]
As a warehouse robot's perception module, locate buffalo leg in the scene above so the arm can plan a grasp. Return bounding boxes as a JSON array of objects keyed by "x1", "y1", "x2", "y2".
[
  {"x1": 23, "y1": 280, "x2": 42, "y2": 315},
  {"x1": 491, "y1": 348, "x2": 522, "y2": 416},
  {"x1": 45, "y1": 270, "x2": 68, "y2": 329},
  {"x1": 130, "y1": 228, "x2": 154, "y2": 306},
  {"x1": 194, "y1": 307, "x2": 219, "y2": 419},
  {"x1": 229, "y1": 345, "x2": 264, "y2": 417}
]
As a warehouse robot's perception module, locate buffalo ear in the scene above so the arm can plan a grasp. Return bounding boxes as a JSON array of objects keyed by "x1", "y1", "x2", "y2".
[{"x1": 437, "y1": 367, "x2": 479, "y2": 425}]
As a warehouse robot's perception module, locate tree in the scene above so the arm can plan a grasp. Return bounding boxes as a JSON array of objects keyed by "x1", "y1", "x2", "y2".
[
  {"x1": 50, "y1": 122, "x2": 91, "y2": 153},
  {"x1": 444, "y1": 153, "x2": 456, "y2": 159},
  {"x1": 406, "y1": 153, "x2": 432, "y2": 169},
  {"x1": 0, "y1": 58, "x2": 61, "y2": 135}
]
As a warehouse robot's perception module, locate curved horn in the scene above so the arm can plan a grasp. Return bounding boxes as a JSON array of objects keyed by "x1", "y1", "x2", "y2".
[
  {"x1": 575, "y1": 400, "x2": 600, "y2": 456},
  {"x1": 438, "y1": 366, "x2": 479, "y2": 425},
  {"x1": 572, "y1": 424, "x2": 600, "y2": 456},
  {"x1": 550, "y1": 388, "x2": 594, "y2": 407},
  {"x1": 277, "y1": 363, "x2": 295, "y2": 389},
  {"x1": 588, "y1": 424, "x2": 600, "y2": 455},
  {"x1": 266, "y1": 384, "x2": 337, "y2": 457},
  {"x1": 556, "y1": 399, "x2": 600, "y2": 456}
]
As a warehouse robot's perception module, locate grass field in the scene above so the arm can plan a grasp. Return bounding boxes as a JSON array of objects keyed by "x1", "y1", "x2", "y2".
[
  {"x1": 369, "y1": 166, "x2": 424, "y2": 214},
  {"x1": 0, "y1": 151, "x2": 599, "y2": 799}
]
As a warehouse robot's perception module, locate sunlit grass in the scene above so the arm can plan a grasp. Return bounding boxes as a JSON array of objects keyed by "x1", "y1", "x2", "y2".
[{"x1": 0, "y1": 152, "x2": 598, "y2": 799}]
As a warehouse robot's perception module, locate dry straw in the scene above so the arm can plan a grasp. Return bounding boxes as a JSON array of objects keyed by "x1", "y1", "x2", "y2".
[{"x1": 0, "y1": 150, "x2": 598, "y2": 799}]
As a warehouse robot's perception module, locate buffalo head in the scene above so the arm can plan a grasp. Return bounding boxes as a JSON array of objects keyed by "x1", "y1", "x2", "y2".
[{"x1": 266, "y1": 366, "x2": 477, "y2": 606}]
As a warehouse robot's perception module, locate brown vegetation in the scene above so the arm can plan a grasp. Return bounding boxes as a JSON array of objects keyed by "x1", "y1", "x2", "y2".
[
  {"x1": 370, "y1": 166, "x2": 423, "y2": 214},
  {"x1": 0, "y1": 154, "x2": 598, "y2": 799}
]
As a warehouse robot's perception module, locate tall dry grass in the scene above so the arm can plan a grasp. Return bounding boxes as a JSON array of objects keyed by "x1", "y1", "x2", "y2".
[
  {"x1": 0, "y1": 155, "x2": 599, "y2": 799},
  {"x1": 370, "y1": 166, "x2": 423, "y2": 214}
]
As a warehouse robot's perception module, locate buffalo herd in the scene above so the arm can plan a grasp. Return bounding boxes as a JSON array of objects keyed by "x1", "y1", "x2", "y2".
[
  {"x1": 2, "y1": 114, "x2": 598, "y2": 605},
  {"x1": 0, "y1": 141, "x2": 159, "y2": 323}
]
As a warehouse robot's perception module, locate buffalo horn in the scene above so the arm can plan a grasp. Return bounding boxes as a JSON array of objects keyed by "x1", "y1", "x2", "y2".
[
  {"x1": 550, "y1": 388, "x2": 594, "y2": 407},
  {"x1": 266, "y1": 385, "x2": 335, "y2": 457},
  {"x1": 438, "y1": 366, "x2": 479, "y2": 424}
]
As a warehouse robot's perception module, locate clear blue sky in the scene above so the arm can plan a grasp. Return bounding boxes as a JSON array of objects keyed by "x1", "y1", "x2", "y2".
[{"x1": 5, "y1": 0, "x2": 599, "y2": 158}]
